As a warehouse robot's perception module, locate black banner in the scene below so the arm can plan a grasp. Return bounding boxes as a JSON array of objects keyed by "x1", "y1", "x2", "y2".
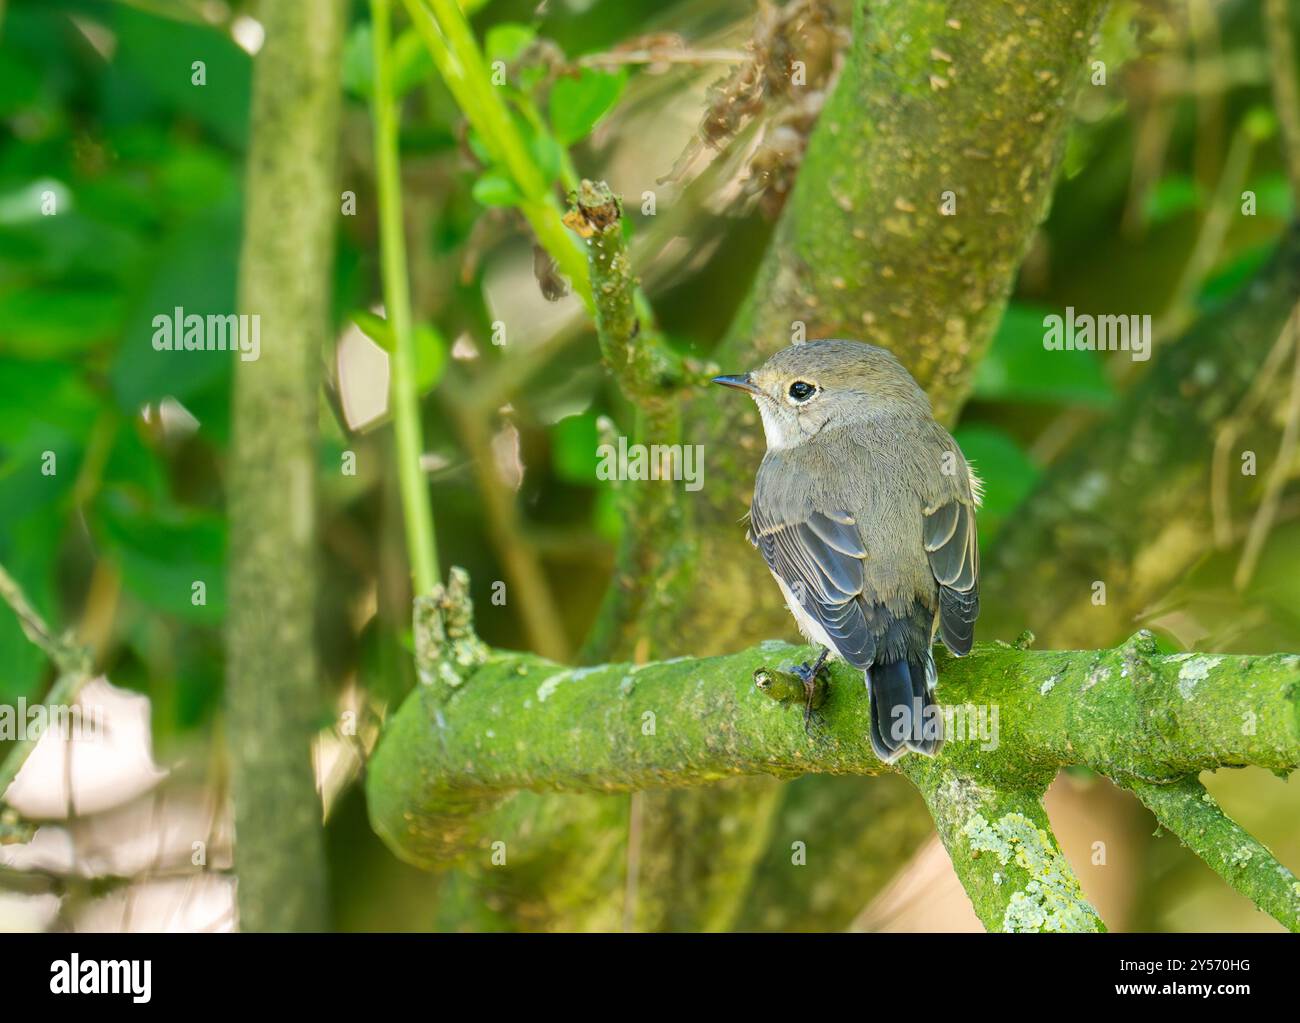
[{"x1": 0, "y1": 931, "x2": 1287, "y2": 1010}]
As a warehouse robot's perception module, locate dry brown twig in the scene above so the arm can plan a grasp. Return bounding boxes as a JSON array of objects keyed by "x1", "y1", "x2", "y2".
[
  {"x1": 658, "y1": 0, "x2": 847, "y2": 214},
  {"x1": 1235, "y1": 305, "x2": 1300, "y2": 590},
  {"x1": 1211, "y1": 315, "x2": 1296, "y2": 547}
]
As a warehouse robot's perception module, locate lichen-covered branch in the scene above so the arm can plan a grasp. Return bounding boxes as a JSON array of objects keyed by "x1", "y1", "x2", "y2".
[
  {"x1": 562, "y1": 180, "x2": 688, "y2": 411},
  {"x1": 1126, "y1": 775, "x2": 1300, "y2": 931},
  {"x1": 561, "y1": 182, "x2": 700, "y2": 664},
  {"x1": 226, "y1": 0, "x2": 344, "y2": 932},
  {"x1": 903, "y1": 760, "x2": 1105, "y2": 932},
  {"x1": 366, "y1": 621, "x2": 1300, "y2": 928}
]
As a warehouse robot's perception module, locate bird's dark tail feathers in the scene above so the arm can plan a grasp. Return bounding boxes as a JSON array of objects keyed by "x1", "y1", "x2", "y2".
[{"x1": 867, "y1": 652, "x2": 943, "y2": 763}]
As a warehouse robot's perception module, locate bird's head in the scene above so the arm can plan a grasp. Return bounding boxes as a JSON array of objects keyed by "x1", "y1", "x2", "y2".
[{"x1": 712, "y1": 339, "x2": 930, "y2": 450}]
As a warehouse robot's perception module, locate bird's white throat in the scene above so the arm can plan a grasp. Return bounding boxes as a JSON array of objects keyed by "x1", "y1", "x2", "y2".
[{"x1": 756, "y1": 399, "x2": 798, "y2": 451}]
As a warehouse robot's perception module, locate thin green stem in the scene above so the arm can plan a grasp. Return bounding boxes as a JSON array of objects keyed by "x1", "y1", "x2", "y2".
[
  {"x1": 403, "y1": 0, "x2": 592, "y2": 309},
  {"x1": 1156, "y1": 122, "x2": 1256, "y2": 343},
  {"x1": 0, "y1": 562, "x2": 86, "y2": 676},
  {"x1": 425, "y1": 0, "x2": 545, "y2": 196},
  {"x1": 0, "y1": 561, "x2": 92, "y2": 804},
  {"x1": 0, "y1": 670, "x2": 88, "y2": 805},
  {"x1": 371, "y1": 0, "x2": 440, "y2": 596}
]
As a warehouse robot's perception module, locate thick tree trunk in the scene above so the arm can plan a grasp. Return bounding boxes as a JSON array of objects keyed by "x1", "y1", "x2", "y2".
[
  {"x1": 642, "y1": 0, "x2": 1109, "y2": 657},
  {"x1": 227, "y1": 0, "x2": 345, "y2": 932}
]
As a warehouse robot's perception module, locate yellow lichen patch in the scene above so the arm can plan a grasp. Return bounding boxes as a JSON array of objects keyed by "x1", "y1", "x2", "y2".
[{"x1": 961, "y1": 812, "x2": 1102, "y2": 932}]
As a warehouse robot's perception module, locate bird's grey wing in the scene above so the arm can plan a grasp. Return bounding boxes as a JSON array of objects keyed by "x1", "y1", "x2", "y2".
[
  {"x1": 748, "y1": 498, "x2": 877, "y2": 667},
  {"x1": 922, "y1": 499, "x2": 979, "y2": 655}
]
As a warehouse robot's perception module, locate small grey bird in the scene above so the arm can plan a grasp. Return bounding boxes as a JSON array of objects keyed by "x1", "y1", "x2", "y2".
[{"x1": 713, "y1": 339, "x2": 980, "y2": 762}]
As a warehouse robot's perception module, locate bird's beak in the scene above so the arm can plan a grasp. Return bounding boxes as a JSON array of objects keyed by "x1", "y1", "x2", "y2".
[{"x1": 711, "y1": 373, "x2": 761, "y2": 396}]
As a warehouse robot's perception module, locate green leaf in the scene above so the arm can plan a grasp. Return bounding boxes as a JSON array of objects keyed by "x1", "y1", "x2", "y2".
[
  {"x1": 0, "y1": 285, "x2": 126, "y2": 355},
  {"x1": 1251, "y1": 175, "x2": 1294, "y2": 220},
  {"x1": 471, "y1": 171, "x2": 522, "y2": 207},
  {"x1": 527, "y1": 126, "x2": 564, "y2": 184},
  {"x1": 413, "y1": 324, "x2": 447, "y2": 392},
  {"x1": 108, "y1": 5, "x2": 251, "y2": 148},
  {"x1": 350, "y1": 308, "x2": 394, "y2": 351},
  {"x1": 109, "y1": 196, "x2": 241, "y2": 414},
  {"x1": 952, "y1": 425, "x2": 1039, "y2": 546},
  {"x1": 172, "y1": 635, "x2": 224, "y2": 731},
  {"x1": 103, "y1": 417, "x2": 170, "y2": 503},
  {"x1": 485, "y1": 23, "x2": 536, "y2": 66},
  {"x1": 341, "y1": 23, "x2": 374, "y2": 99},
  {"x1": 392, "y1": 28, "x2": 434, "y2": 96},
  {"x1": 156, "y1": 144, "x2": 237, "y2": 214},
  {"x1": 0, "y1": 358, "x2": 101, "y2": 452},
  {"x1": 95, "y1": 492, "x2": 227, "y2": 626},
  {"x1": 973, "y1": 304, "x2": 1115, "y2": 406},
  {"x1": 0, "y1": 517, "x2": 64, "y2": 702},
  {"x1": 551, "y1": 412, "x2": 599, "y2": 484},
  {"x1": 0, "y1": 46, "x2": 41, "y2": 118},
  {"x1": 1144, "y1": 175, "x2": 1200, "y2": 224},
  {"x1": 464, "y1": 129, "x2": 494, "y2": 165},
  {"x1": 1197, "y1": 243, "x2": 1274, "y2": 308},
  {"x1": 549, "y1": 68, "x2": 627, "y2": 145},
  {"x1": 343, "y1": 25, "x2": 433, "y2": 100},
  {"x1": 348, "y1": 310, "x2": 447, "y2": 392}
]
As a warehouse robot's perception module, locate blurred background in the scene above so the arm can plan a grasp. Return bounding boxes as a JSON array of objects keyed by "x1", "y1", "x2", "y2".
[{"x1": 1, "y1": 0, "x2": 1298, "y2": 932}]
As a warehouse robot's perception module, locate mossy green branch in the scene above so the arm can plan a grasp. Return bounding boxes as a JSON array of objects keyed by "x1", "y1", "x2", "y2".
[
  {"x1": 562, "y1": 180, "x2": 687, "y2": 409},
  {"x1": 367, "y1": 628, "x2": 1299, "y2": 927},
  {"x1": 558, "y1": 181, "x2": 698, "y2": 663},
  {"x1": 1127, "y1": 775, "x2": 1300, "y2": 932}
]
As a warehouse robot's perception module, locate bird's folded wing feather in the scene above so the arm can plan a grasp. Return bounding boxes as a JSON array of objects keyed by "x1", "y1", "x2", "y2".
[
  {"x1": 748, "y1": 499, "x2": 877, "y2": 667},
  {"x1": 922, "y1": 498, "x2": 979, "y2": 655}
]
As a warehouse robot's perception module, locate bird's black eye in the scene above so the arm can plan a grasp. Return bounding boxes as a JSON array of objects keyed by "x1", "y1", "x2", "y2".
[{"x1": 788, "y1": 380, "x2": 816, "y2": 402}]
